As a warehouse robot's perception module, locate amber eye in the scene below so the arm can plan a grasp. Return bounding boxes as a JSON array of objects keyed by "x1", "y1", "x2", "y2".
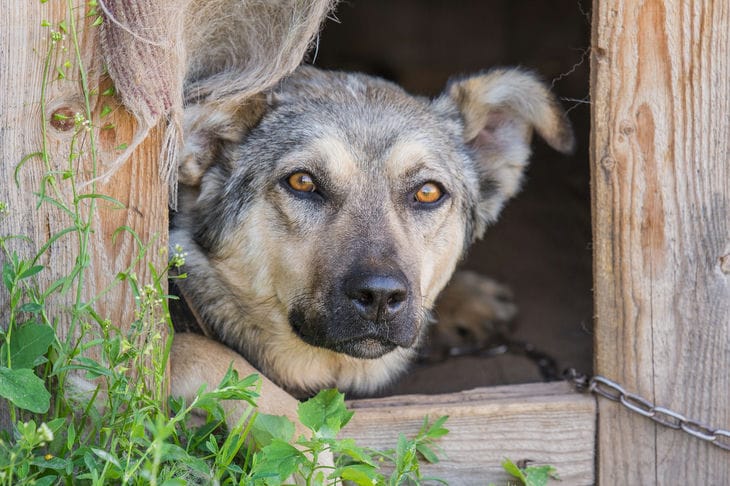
[
  {"x1": 414, "y1": 182, "x2": 443, "y2": 204},
  {"x1": 287, "y1": 172, "x2": 316, "y2": 193}
]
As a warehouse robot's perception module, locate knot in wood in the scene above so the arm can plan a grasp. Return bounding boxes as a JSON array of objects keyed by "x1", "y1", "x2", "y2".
[
  {"x1": 720, "y1": 254, "x2": 730, "y2": 274},
  {"x1": 600, "y1": 156, "x2": 615, "y2": 170},
  {"x1": 619, "y1": 120, "x2": 635, "y2": 136},
  {"x1": 50, "y1": 107, "x2": 77, "y2": 132}
]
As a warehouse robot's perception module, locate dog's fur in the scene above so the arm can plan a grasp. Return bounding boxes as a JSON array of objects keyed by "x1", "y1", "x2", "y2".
[{"x1": 169, "y1": 66, "x2": 573, "y2": 414}]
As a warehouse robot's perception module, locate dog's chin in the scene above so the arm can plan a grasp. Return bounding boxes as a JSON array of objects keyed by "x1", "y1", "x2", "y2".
[
  {"x1": 289, "y1": 312, "x2": 400, "y2": 359},
  {"x1": 296, "y1": 331, "x2": 397, "y2": 359},
  {"x1": 329, "y1": 337, "x2": 397, "y2": 359}
]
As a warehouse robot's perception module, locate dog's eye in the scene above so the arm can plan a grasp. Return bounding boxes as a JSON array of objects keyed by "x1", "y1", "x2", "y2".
[
  {"x1": 414, "y1": 182, "x2": 444, "y2": 204},
  {"x1": 287, "y1": 172, "x2": 317, "y2": 193}
]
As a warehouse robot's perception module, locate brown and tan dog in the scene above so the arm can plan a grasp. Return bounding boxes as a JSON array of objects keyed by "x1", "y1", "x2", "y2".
[{"x1": 169, "y1": 65, "x2": 573, "y2": 426}]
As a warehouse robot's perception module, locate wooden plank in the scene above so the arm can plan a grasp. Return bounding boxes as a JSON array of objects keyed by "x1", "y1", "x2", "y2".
[
  {"x1": 0, "y1": 0, "x2": 167, "y2": 428},
  {"x1": 345, "y1": 382, "x2": 596, "y2": 484},
  {"x1": 591, "y1": 0, "x2": 730, "y2": 483}
]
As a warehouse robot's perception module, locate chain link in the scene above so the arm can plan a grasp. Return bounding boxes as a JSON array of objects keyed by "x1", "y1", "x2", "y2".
[{"x1": 565, "y1": 370, "x2": 730, "y2": 451}]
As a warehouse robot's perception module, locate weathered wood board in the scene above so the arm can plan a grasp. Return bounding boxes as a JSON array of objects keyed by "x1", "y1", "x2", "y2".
[
  {"x1": 591, "y1": 0, "x2": 730, "y2": 483},
  {"x1": 0, "y1": 0, "x2": 167, "y2": 428},
  {"x1": 345, "y1": 382, "x2": 596, "y2": 484}
]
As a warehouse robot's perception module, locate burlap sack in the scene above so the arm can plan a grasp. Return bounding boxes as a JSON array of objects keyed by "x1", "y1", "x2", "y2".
[{"x1": 98, "y1": 0, "x2": 334, "y2": 200}]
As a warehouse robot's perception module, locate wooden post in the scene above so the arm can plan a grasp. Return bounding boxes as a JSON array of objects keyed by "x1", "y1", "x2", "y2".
[
  {"x1": 592, "y1": 0, "x2": 730, "y2": 483},
  {"x1": 0, "y1": 1, "x2": 167, "y2": 427}
]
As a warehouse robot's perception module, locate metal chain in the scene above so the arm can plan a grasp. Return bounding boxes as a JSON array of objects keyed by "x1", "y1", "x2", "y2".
[
  {"x1": 564, "y1": 369, "x2": 730, "y2": 451},
  {"x1": 419, "y1": 332, "x2": 560, "y2": 381},
  {"x1": 426, "y1": 332, "x2": 730, "y2": 452}
]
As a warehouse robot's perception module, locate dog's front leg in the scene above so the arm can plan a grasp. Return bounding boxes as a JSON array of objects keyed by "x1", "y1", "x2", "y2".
[
  {"x1": 170, "y1": 332, "x2": 305, "y2": 435},
  {"x1": 426, "y1": 270, "x2": 518, "y2": 360},
  {"x1": 171, "y1": 333, "x2": 336, "y2": 481}
]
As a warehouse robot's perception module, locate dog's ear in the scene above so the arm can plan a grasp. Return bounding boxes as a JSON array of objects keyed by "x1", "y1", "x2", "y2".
[
  {"x1": 178, "y1": 94, "x2": 268, "y2": 186},
  {"x1": 436, "y1": 68, "x2": 574, "y2": 238}
]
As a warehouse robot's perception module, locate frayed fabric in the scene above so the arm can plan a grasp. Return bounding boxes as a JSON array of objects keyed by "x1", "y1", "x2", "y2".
[{"x1": 98, "y1": 0, "x2": 335, "y2": 205}]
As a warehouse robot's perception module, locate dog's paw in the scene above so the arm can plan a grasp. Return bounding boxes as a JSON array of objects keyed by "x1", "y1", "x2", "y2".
[{"x1": 425, "y1": 270, "x2": 518, "y2": 360}]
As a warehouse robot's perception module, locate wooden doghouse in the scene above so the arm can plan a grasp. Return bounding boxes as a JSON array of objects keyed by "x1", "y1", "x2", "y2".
[{"x1": 1, "y1": 1, "x2": 728, "y2": 484}]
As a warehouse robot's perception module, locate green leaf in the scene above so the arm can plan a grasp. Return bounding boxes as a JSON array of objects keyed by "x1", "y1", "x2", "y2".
[
  {"x1": 395, "y1": 434, "x2": 408, "y2": 464},
  {"x1": 15, "y1": 152, "x2": 44, "y2": 187},
  {"x1": 100, "y1": 105, "x2": 112, "y2": 118},
  {"x1": 31, "y1": 476, "x2": 58, "y2": 486},
  {"x1": 67, "y1": 421, "x2": 76, "y2": 451},
  {"x1": 251, "y1": 413, "x2": 295, "y2": 447},
  {"x1": 160, "y1": 443, "x2": 189, "y2": 462},
  {"x1": 330, "y1": 438, "x2": 375, "y2": 466},
  {"x1": 297, "y1": 389, "x2": 353, "y2": 438},
  {"x1": 338, "y1": 464, "x2": 380, "y2": 485},
  {"x1": 6, "y1": 322, "x2": 55, "y2": 369},
  {"x1": 205, "y1": 434, "x2": 218, "y2": 454},
  {"x1": 67, "y1": 356, "x2": 113, "y2": 378},
  {"x1": 252, "y1": 439, "x2": 306, "y2": 482},
  {"x1": 160, "y1": 480, "x2": 187, "y2": 486},
  {"x1": 46, "y1": 417, "x2": 67, "y2": 433},
  {"x1": 524, "y1": 464, "x2": 560, "y2": 486},
  {"x1": 425, "y1": 415, "x2": 449, "y2": 438},
  {"x1": 0, "y1": 367, "x2": 50, "y2": 413},
  {"x1": 502, "y1": 458, "x2": 528, "y2": 484},
  {"x1": 31, "y1": 455, "x2": 69, "y2": 470},
  {"x1": 91, "y1": 447, "x2": 121, "y2": 471},
  {"x1": 18, "y1": 302, "x2": 43, "y2": 313},
  {"x1": 416, "y1": 444, "x2": 439, "y2": 464},
  {"x1": 184, "y1": 456, "x2": 211, "y2": 476},
  {"x1": 75, "y1": 193, "x2": 125, "y2": 209},
  {"x1": 2, "y1": 261, "x2": 14, "y2": 291},
  {"x1": 19, "y1": 264, "x2": 44, "y2": 279},
  {"x1": 502, "y1": 458, "x2": 560, "y2": 486}
]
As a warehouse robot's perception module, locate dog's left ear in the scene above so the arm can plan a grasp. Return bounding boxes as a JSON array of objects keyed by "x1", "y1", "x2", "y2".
[{"x1": 435, "y1": 68, "x2": 574, "y2": 238}]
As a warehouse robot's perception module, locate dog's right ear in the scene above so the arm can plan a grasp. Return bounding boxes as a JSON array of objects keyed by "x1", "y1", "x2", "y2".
[{"x1": 178, "y1": 94, "x2": 268, "y2": 186}]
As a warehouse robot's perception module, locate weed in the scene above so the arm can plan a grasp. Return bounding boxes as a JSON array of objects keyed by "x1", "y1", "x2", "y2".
[{"x1": 501, "y1": 458, "x2": 560, "y2": 486}]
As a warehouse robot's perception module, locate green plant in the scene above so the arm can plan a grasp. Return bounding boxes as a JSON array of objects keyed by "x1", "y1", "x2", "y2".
[
  {"x1": 501, "y1": 458, "x2": 559, "y2": 486},
  {"x1": 0, "y1": 1, "x2": 449, "y2": 485}
]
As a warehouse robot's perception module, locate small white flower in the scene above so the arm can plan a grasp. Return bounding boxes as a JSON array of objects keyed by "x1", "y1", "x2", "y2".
[
  {"x1": 38, "y1": 422, "x2": 54, "y2": 443},
  {"x1": 170, "y1": 244, "x2": 188, "y2": 268}
]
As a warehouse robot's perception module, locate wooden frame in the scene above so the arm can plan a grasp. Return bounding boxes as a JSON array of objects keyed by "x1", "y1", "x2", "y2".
[
  {"x1": 591, "y1": 1, "x2": 729, "y2": 483},
  {"x1": 2, "y1": 0, "x2": 728, "y2": 483}
]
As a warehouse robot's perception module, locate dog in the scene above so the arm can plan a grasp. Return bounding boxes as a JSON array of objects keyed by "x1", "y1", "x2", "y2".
[{"x1": 169, "y1": 65, "x2": 573, "y2": 426}]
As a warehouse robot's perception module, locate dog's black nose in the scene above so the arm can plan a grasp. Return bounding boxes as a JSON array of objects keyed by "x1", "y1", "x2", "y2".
[{"x1": 344, "y1": 273, "x2": 408, "y2": 321}]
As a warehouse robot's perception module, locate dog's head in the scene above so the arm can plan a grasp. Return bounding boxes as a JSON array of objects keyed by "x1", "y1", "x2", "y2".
[{"x1": 172, "y1": 66, "x2": 572, "y2": 393}]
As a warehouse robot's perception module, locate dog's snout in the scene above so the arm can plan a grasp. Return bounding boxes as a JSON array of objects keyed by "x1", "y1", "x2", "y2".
[{"x1": 344, "y1": 273, "x2": 408, "y2": 321}]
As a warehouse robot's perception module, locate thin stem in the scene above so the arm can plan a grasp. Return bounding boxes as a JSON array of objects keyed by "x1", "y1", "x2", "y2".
[{"x1": 66, "y1": 0, "x2": 99, "y2": 335}]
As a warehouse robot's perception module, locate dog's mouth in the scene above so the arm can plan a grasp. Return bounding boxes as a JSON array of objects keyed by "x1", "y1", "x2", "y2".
[
  {"x1": 329, "y1": 337, "x2": 397, "y2": 359},
  {"x1": 289, "y1": 311, "x2": 401, "y2": 359}
]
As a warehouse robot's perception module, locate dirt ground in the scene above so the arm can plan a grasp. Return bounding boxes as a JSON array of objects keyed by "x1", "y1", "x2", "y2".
[{"x1": 314, "y1": 0, "x2": 594, "y2": 394}]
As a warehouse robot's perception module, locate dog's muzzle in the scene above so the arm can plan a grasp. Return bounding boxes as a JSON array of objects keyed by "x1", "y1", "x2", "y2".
[{"x1": 289, "y1": 269, "x2": 420, "y2": 359}]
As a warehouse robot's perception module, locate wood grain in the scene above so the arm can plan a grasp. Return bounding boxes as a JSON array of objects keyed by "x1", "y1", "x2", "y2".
[
  {"x1": 591, "y1": 0, "x2": 730, "y2": 483},
  {"x1": 0, "y1": 1, "x2": 167, "y2": 428},
  {"x1": 345, "y1": 382, "x2": 596, "y2": 484}
]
